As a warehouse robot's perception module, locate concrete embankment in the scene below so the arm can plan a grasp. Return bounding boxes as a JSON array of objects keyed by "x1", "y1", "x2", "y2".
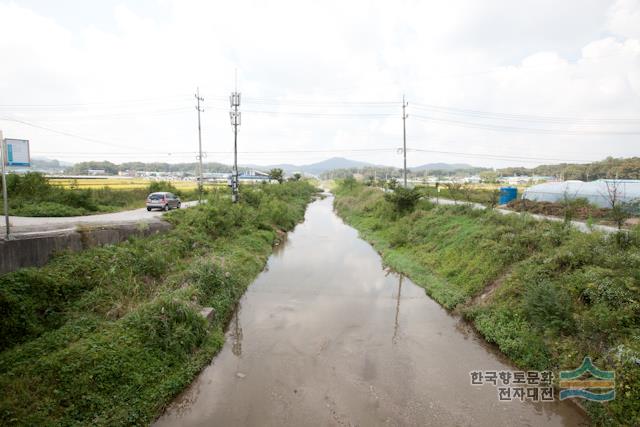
[{"x1": 0, "y1": 221, "x2": 171, "y2": 274}]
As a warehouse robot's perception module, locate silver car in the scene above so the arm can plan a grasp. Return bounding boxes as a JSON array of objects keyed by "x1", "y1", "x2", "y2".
[{"x1": 146, "y1": 192, "x2": 181, "y2": 211}]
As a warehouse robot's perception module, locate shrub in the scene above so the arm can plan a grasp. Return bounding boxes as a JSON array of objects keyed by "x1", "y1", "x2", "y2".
[
  {"x1": 187, "y1": 260, "x2": 233, "y2": 301},
  {"x1": 523, "y1": 280, "x2": 575, "y2": 334},
  {"x1": 2, "y1": 172, "x2": 164, "y2": 216},
  {"x1": 125, "y1": 296, "x2": 208, "y2": 354},
  {"x1": 12, "y1": 201, "x2": 86, "y2": 217},
  {"x1": 147, "y1": 180, "x2": 181, "y2": 196},
  {"x1": 0, "y1": 181, "x2": 318, "y2": 425},
  {"x1": 384, "y1": 187, "x2": 421, "y2": 213},
  {"x1": 241, "y1": 188, "x2": 263, "y2": 208}
]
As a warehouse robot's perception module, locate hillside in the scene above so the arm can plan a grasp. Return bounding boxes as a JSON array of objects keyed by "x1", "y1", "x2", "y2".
[{"x1": 411, "y1": 162, "x2": 475, "y2": 172}]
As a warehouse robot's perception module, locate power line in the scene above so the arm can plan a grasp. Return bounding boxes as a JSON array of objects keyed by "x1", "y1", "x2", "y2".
[
  {"x1": 32, "y1": 148, "x2": 395, "y2": 157},
  {"x1": 205, "y1": 106, "x2": 397, "y2": 118},
  {"x1": 411, "y1": 102, "x2": 639, "y2": 124},
  {"x1": 242, "y1": 98, "x2": 401, "y2": 106},
  {"x1": 30, "y1": 146, "x2": 603, "y2": 166},
  {"x1": 0, "y1": 95, "x2": 191, "y2": 108},
  {"x1": 30, "y1": 147, "x2": 593, "y2": 162},
  {"x1": 412, "y1": 114, "x2": 640, "y2": 135},
  {"x1": 0, "y1": 116, "x2": 134, "y2": 150},
  {"x1": 7, "y1": 107, "x2": 193, "y2": 122},
  {"x1": 408, "y1": 148, "x2": 594, "y2": 163}
]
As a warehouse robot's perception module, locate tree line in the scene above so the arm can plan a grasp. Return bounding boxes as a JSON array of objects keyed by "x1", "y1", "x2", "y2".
[{"x1": 320, "y1": 157, "x2": 640, "y2": 181}]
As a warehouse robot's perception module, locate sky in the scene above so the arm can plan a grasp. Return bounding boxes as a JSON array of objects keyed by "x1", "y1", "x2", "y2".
[{"x1": 0, "y1": 0, "x2": 639, "y2": 169}]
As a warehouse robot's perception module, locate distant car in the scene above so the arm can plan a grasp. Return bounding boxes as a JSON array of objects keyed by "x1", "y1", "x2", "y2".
[{"x1": 146, "y1": 192, "x2": 181, "y2": 211}]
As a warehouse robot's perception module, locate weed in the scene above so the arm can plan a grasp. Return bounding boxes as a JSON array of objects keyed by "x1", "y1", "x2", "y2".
[
  {"x1": 334, "y1": 181, "x2": 640, "y2": 425},
  {"x1": 0, "y1": 181, "x2": 318, "y2": 425}
]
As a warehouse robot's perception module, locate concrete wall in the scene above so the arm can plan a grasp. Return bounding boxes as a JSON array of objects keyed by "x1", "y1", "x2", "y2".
[{"x1": 0, "y1": 221, "x2": 172, "y2": 275}]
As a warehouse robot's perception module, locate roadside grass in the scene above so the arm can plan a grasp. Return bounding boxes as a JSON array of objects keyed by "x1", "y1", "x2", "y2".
[
  {"x1": 334, "y1": 182, "x2": 640, "y2": 425},
  {"x1": 1, "y1": 172, "x2": 200, "y2": 217},
  {"x1": 0, "y1": 181, "x2": 317, "y2": 426}
]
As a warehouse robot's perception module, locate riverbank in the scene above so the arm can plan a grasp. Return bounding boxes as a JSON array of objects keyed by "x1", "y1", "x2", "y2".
[
  {"x1": 155, "y1": 194, "x2": 586, "y2": 426},
  {"x1": 334, "y1": 183, "x2": 640, "y2": 425},
  {"x1": 0, "y1": 182, "x2": 317, "y2": 426}
]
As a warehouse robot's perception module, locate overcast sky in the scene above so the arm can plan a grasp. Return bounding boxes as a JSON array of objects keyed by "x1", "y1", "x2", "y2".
[{"x1": 0, "y1": 0, "x2": 639, "y2": 169}]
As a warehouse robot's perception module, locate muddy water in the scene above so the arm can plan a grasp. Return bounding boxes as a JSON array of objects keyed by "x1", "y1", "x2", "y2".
[{"x1": 155, "y1": 196, "x2": 588, "y2": 426}]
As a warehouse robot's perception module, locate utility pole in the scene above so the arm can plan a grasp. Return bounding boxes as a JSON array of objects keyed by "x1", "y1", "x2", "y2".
[
  {"x1": 195, "y1": 88, "x2": 204, "y2": 202},
  {"x1": 402, "y1": 95, "x2": 408, "y2": 188},
  {"x1": 230, "y1": 78, "x2": 241, "y2": 203},
  {"x1": 0, "y1": 130, "x2": 9, "y2": 238}
]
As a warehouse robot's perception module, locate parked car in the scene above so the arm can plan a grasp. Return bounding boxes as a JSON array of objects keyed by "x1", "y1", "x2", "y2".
[{"x1": 146, "y1": 192, "x2": 181, "y2": 211}]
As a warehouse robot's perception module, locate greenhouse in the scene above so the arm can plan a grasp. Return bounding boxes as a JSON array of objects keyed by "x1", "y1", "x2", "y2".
[{"x1": 522, "y1": 179, "x2": 640, "y2": 208}]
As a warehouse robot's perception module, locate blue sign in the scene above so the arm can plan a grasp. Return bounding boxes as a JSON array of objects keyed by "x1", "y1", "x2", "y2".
[{"x1": 3, "y1": 139, "x2": 30, "y2": 167}]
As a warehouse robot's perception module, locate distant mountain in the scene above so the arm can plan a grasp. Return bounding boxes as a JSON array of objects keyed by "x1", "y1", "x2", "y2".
[
  {"x1": 243, "y1": 157, "x2": 375, "y2": 176},
  {"x1": 32, "y1": 157, "x2": 73, "y2": 167},
  {"x1": 241, "y1": 163, "x2": 299, "y2": 173},
  {"x1": 297, "y1": 157, "x2": 374, "y2": 175},
  {"x1": 34, "y1": 156, "x2": 481, "y2": 176},
  {"x1": 31, "y1": 157, "x2": 72, "y2": 170},
  {"x1": 411, "y1": 162, "x2": 476, "y2": 172}
]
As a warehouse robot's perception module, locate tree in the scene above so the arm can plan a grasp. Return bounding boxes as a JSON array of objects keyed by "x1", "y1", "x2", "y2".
[
  {"x1": 268, "y1": 168, "x2": 284, "y2": 184},
  {"x1": 479, "y1": 171, "x2": 499, "y2": 183},
  {"x1": 561, "y1": 190, "x2": 579, "y2": 226},
  {"x1": 291, "y1": 173, "x2": 302, "y2": 181},
  {"x1": 387, "y1": 177, "x2": 399, "y2": 190},
  {"x1": 460, "y1": 183, "x2": 474, "y2": 203},
  {"x1": 343, "y1": 175, "x2": 357, "y2": 189},
  {"x1": 384, "y1": 187, "x2": 422, "y2": 213},
  {"x1": 486, "y1": 189, "x2": 500, "y2": 208},
  {"x1": 445, "y1": 182, "x2": 463, "y2": 204},
  {"x1": 602, "y1": 180, "x2": 629, "y2": 229}
]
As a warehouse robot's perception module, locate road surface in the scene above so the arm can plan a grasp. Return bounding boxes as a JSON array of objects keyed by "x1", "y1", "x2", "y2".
[
  {"x1": 0, "y1": 201, "x2": 198, "y2": 236},
  {"x1": 155, "y1": 195, "x2": 587, "y2": 426},
  {"x1": 428, "y1": 197, "x2": 619, "y2": 234}
]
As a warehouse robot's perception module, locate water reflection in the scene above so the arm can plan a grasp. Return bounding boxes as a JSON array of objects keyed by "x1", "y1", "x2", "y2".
[
  {"x1": 231, "y1": 304, "x2": 243, "y2": 357},
  {"x1": 155, "y1": 196, "x2": 588, "y2": 427},
  {"x1": 392, "y1": 274, "x2": 403, "y2": 344}
]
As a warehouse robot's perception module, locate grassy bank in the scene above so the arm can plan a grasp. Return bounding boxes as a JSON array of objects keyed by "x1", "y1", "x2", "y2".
[
  {"x1": 0, "y1": 181, "x2": 317, "y2": 425},
  {"x1": 1, "y1": 172, "x2": 198, "y2": 216},
  {"x1": 334, "y1": 182, "x2": 640, "y2": 425}
]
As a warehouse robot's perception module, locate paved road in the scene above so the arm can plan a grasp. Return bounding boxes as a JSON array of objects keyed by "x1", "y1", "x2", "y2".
[
  {"x1": 0, "y1": 201, "x2": 199, "y2": 236},
  {"x1": 155, "y1": 196, "x2": 586, "y2": 426}
]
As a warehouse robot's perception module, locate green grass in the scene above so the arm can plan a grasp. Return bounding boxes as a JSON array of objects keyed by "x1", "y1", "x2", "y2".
[
  {"x1": 0, "y1": 181, "x2": 318, "y2": 425},
  {"x1": 334, "y1": 182, "x2": 640, "y2": 425},
  {"x1": 1, "y1": 172, "x2": 199, "y2": 216}
]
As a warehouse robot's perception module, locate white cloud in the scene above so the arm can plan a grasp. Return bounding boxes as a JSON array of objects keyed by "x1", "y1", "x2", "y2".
[
  {"x1": 607, "y1": 0, "x2": 640, "y2": 39},
  {"x1": 0, "y1": 0, "x2": 638, "y2": 168}
]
